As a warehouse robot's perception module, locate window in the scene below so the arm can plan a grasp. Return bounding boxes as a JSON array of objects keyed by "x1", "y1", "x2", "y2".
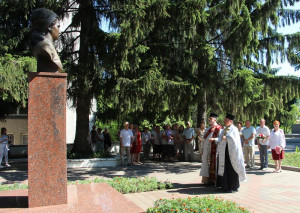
[
  {"x1": 22, "y1": 134, "x2": 28, "y2": 145},
  {"x1": 7, "y1": 134, "x2": 14, "y2": 145}
]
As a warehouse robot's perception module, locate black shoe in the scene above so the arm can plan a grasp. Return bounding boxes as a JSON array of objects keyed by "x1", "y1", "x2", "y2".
[
  {"x1": 225, "y1": 189, "x2": 233, "y2": 193},
  {"x1": 127, "y1": 163, "x2": 132, "y2": 166},
  {"x1": 260, "y1": 167, "x2": 263, "y2": 170},
  {"x1": 233, "y1": 189, "x2": 239, "y2": 192}
]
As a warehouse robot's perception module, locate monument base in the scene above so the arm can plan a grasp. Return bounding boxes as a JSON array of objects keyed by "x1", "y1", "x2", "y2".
[
  {"x1": 0, "y1": 183, "x2": 144, "y2": 212},
  {"x1": 28, "y1": 72, "x2": 67, "y2": 207}
]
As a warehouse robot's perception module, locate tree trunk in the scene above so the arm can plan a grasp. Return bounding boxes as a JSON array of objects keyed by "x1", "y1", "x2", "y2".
[
  {"x1": 71, "y1": 96, "x2": 92, "y2": 154},
  {"x1": 71, "y1": 0, "x2": 93, "y2": 154},
  {"x1": 197, "y1": 88, "x2": 207, "y2": 127}
]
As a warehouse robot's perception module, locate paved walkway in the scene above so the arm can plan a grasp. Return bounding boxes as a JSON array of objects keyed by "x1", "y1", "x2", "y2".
[{"x1": 1, "y1": 160, "x2": 300, "y2": 213}]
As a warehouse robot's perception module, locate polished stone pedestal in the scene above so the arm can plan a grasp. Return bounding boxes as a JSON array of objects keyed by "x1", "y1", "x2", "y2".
[
  {"x1": 0, "y1": 183, "x2": 143, "y2": 212},
  {"x1": 28, "y1": 72, "x2": 67, "y2": 208}
]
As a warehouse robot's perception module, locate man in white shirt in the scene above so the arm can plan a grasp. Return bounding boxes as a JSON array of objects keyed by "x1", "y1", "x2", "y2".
[
  {"x1": 256, "y1": 119, "x2": 270, "y2": 171},
  {"x1": 120, "y1": 122, "x2": 133, "y2": 166},
  {"x1": 183, "y1": 121, "x2": 195, "y2": 162}
]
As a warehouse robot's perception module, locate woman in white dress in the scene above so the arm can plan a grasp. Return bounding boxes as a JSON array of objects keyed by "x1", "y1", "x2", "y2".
[{"x1": 269, "y1": 120, "x2": 285, "y2": 173}]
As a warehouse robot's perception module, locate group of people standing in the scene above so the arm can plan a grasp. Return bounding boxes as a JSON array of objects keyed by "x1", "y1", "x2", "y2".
[
  {"x1": 90, "y1": 125, "x2": 112, "y2": 153},
  {"x1": 199, "y1": 113, "x2": 286, "y2": 193},
  {"x1": 119, "y1": 121, "x2": 197, "y2": 166},
  {"x1": 236, "y1": 119, "x2": 286, "y2": 173}
]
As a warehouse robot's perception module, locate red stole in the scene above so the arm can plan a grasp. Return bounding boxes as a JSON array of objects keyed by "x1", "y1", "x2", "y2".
[
  {"x1": 204, "y1": 125, "x2": 222, "y2": 139},
  {"x1": 204, "y1": 124, "x2": 222, "y2": 182}
]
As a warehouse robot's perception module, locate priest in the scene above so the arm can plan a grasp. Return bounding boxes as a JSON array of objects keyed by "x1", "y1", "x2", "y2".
[
  {"x1": 214, "y1": 113, "x2": 246, "y2": 193},
  {"x1": 200, "y1": 113, "x2": 222, "y2": 185}
]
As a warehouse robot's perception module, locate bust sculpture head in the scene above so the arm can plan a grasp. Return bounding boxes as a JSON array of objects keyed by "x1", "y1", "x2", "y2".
[{"x1": 30, "y1": 8, "x2": 63, "y2": 72}]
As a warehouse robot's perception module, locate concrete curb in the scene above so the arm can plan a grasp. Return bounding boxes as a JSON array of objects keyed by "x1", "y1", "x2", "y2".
[{"x1": 255, "y1": 162, "x2": 300, "y2": 172}]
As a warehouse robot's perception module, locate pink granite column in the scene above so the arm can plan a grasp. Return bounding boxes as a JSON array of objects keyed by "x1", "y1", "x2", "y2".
[{"x1": 28, "y1": 72, "x2": 67, "y2": 208}]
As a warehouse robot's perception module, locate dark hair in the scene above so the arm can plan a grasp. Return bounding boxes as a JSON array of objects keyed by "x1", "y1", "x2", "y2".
[
  {"x1": 1, "y1": 127, "x2": 7, "y2": 135},
  {"x1": 179, "y1": 125, "x2": 184, "y2": 133},
  {"x1": 237, "y1": 121, "x2": 242, "y2": 125}
]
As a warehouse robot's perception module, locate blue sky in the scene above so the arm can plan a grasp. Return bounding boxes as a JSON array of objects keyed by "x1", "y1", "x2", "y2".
[{"x1": 272, "y1": 2, "x2": 300, "y2": 77}]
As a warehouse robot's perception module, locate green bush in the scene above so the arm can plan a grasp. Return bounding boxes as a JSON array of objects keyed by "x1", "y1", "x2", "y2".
[
  {"x1": 147, "y1": 196, "x2": 250, "y2": 213},
  {"x1": 103, "y1": 177, "x2": 173, "y2": 194},
  {"x1": 67, "y1": 149, "x2": 112, "y2": 159}
]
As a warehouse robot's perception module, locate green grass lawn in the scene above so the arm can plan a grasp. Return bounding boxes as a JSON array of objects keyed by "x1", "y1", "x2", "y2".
[
  {"x1": 269, "y1": 151, "x2": 300, "y2": 168},
  {"x1": 0, "y1": 177, "x2": 172, "y2": 194}
]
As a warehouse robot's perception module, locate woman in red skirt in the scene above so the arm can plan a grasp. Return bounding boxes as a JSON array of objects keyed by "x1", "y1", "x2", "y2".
[
  {"x1": 269, "y1": 120, "x2": 286, "y2": 173},
  {"x1": 131, "y1": 126, "x2": 142, "y2": 165}
]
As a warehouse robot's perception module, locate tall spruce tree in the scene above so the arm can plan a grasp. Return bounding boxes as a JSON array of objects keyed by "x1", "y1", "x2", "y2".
[
  {"x1": 0, "y1": 0, "x2": 65, "y2": 119},
  {"x1": 60, "y1": 0, "x2": 170, "y2": 153},
  {"x1": 1, "y1": 0, "x2": 299, "y2": 154}
]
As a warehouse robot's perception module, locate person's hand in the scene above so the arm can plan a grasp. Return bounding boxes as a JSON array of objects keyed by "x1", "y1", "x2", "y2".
[
  {"x1": 222, "y1": 136, "x2": 226, "y2": 141},
  {"x1": 186, "y1": 140, "x2": 190, "y2": 144},
  {"x1": 258, "y1": 144, "x2": 261, "y2": 148},
  {"x1": 209, "y1": 138, "x2": 214, "y2": 142},
  {"x1": 245, "y1": 141, "x2": 249, "y2": 144},
  {"x1": 267, "y1": 145, "x2": 270, "y2": 149}
]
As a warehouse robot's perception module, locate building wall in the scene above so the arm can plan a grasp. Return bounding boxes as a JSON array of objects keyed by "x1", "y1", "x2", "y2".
[{"x1": 0, "y1": 116, "x2": 28, "y2": 145}]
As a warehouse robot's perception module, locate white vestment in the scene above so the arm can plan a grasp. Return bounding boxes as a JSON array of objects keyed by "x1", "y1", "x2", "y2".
[
  {"x1": 200, "y1": 126, "x2": 221, "y2": 177},
  {"x1": 216, "y1": 125, "x2": 246, "y2": 182}
]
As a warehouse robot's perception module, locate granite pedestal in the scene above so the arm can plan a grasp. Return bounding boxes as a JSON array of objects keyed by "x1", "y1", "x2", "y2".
[{"x1": 28, "y1": 72, "x2": 67, "y2": 208}]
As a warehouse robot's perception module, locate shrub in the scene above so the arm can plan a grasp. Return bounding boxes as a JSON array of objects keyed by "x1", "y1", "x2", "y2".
[
  {"x1": 147, "y1": 196, "x2": 250, "y2": 213},
  {"x1": 67, "y1": 150, "x2": 112, "y2": 159},
  {"x1": 103, "y1": 177, "x2": 173, "y2": 194}
]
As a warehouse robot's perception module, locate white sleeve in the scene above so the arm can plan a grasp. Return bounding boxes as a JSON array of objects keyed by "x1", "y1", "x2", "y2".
[
  {"x1": 214, "y1": 129, "x2": 224, "y2": 143},
  {"x1": 280, "y1": 130, "x2": 286, "y2": 148}
]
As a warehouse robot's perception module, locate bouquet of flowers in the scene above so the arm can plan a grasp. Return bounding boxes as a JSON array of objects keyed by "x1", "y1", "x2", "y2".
[
  {"x1": 257, "y1": 134, "x2": 266, "y2": 140},
  {"x1": 275, "y1": 146, "x2": 282, "y2": 154}
]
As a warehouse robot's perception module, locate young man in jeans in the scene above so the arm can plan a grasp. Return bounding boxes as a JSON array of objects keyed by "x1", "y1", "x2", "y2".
[{"x1": 120, "y1": 122, "x2": 133, "y2": 166}]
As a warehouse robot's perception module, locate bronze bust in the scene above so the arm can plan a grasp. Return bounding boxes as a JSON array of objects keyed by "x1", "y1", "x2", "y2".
[{"x1": 30, "y1": 8, "x2": 63, "y2": 72}]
